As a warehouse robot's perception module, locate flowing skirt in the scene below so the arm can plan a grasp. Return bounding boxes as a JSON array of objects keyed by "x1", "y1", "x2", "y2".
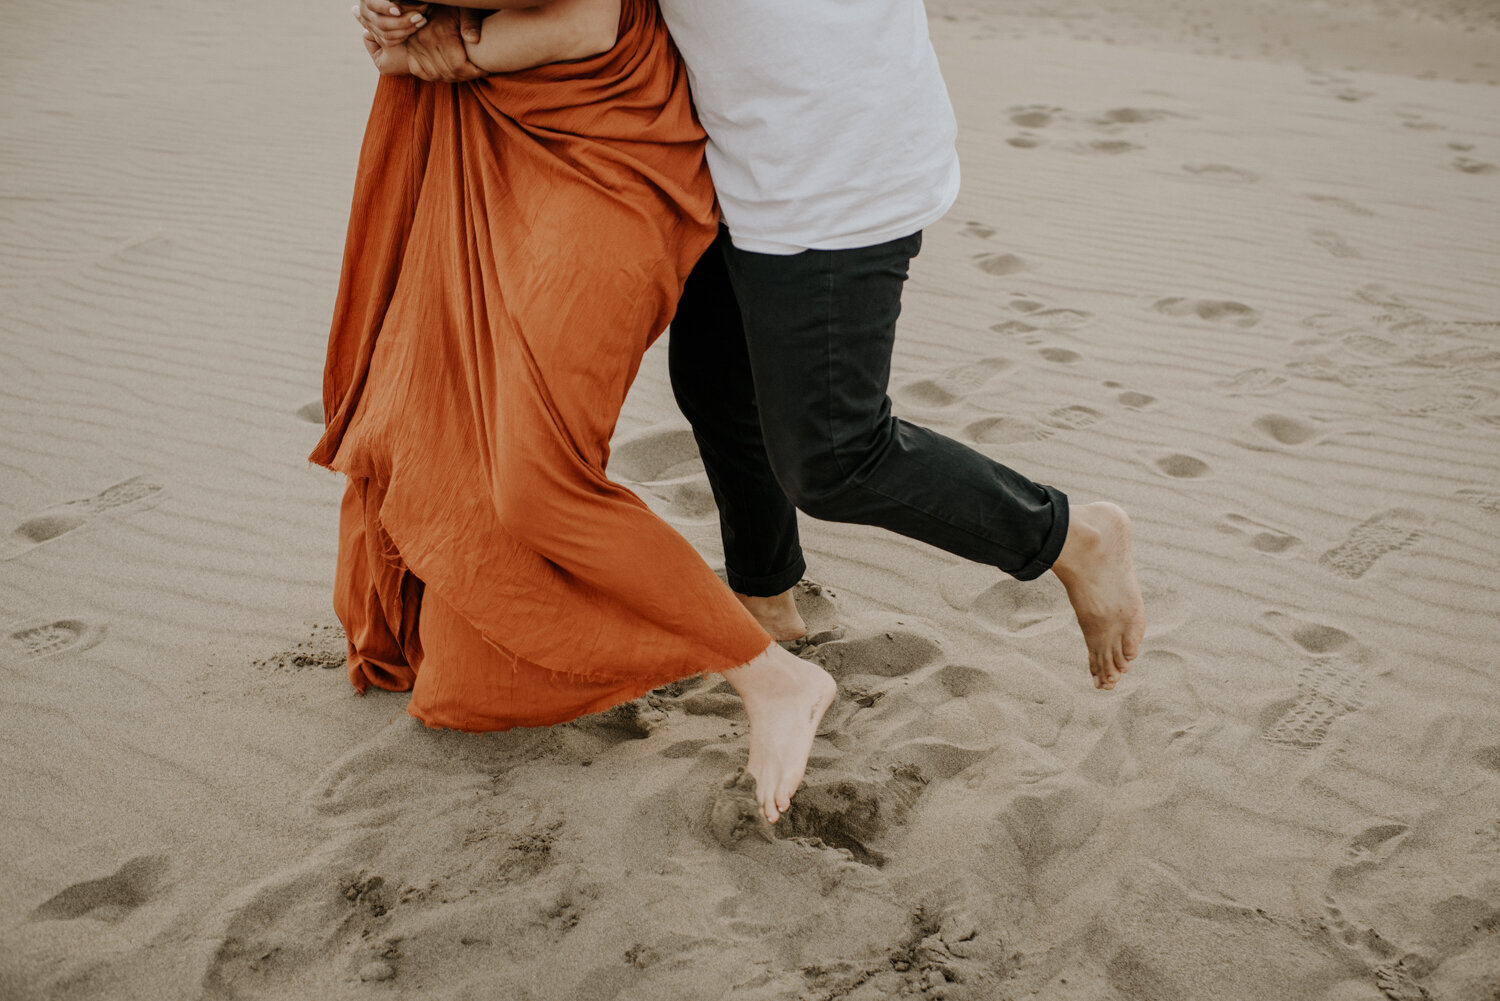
[{"x1": 309, "y1": 0, "x2": 770, "y2": 731}]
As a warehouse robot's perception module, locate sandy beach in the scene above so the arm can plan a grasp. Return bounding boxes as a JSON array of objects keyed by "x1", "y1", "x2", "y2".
[{"x1": 2, "y1": 0, "x2": 1498, "y2": 998}]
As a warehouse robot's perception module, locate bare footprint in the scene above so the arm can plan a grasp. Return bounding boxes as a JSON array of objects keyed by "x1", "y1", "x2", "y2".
[
  {"x1": 938, "y1": 563, "x2": 1072, "y2": 637},
  {"x1": 1008, "y1": 105, "x2": 1059, "y2": 128},
  {"x1": 1242, "y1": 413, "x2": 1334, "y2": 449},
  {"x1": 1071, "y1": 140, "x2": 1142, "y2": 155},
  {"x1": 1309, "y1": 229, "x2": 1362, "y2": 259},
  {"x1": 1318, "y1": 509, "x2": 1428, "y2": 579},
  {"x1": 1153, "y1": 297, "x2": 1262, "y2": 327},
  {"x1": 959, "y1": 221, "x2": 996, "y2": 239},
  {"x1": 975, "y1": 252, "x2": 1026, "y2": 276},
  {"x1": 1305, "y1": 194, "x2": 1375, "y2": 216},
  {"x1": 1147, "y1": 452, "x2": 1211, "y2": 479},
  {"x1": 1115, "y1": 390, "x2": 1157, "y2": 410},
  {"x1": 295, "y1": 401, "x2": 324, "y2": 425},
  {"x1": 1453, "y1": 157, "x2": 1497, "y2": 175},
  {"x1": 1038, "y1": 347, "x2": 1082, "y2": 364},
  {"x1": 29, "y1": 854, "x2": 170, "y2": 924},
  {"x1": 1093, "y1": 107, "x2": 1175, "y2": 125},
  {"x1": 803, "y1": 622, "x2": 944, "y2": 681},
  {"x1": 1182, "y1": 163, "x2": 1260, "y2": 184},
  {"x1": 1219, "y1": 513, "x2": 1301, "y2": 555}
]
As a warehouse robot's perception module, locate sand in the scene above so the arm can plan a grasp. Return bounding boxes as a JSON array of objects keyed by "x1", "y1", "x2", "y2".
[{"x1": 2, "y1": 0, "x2": 1498, "y2": 998}]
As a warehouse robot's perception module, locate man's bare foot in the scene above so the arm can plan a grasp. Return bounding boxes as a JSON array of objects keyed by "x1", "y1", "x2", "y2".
[
  {"x1": 1050, "y1": 501, "x2": 1147, "y2": 691},
  {"x1": 721, "y1": 643, "x2": 836, "y2": 823},
  {"x1": 735, "y1": 588, "x2": 807, "y2": 643}
]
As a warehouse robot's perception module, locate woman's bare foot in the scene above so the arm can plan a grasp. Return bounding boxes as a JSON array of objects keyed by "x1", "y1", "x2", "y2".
[
  {"x1": 1050, "y1": 501, "x2": 1147, "y2": 691},
  {"x1": 721, "y1": 643, "x2": 836, "y2": 823},
  {"x1": 735, "y1": 588, "x2": 808, "y2": 642}
]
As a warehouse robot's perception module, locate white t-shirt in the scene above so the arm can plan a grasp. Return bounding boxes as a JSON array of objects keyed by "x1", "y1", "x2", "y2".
[{"x1": 656, "y1": 0, "x2": 960, "y2": 255}]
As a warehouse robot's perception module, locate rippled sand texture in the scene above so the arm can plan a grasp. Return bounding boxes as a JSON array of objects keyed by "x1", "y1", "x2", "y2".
[{"x1": 2, "y1": 0, "x2": 1498, "y2": 999}]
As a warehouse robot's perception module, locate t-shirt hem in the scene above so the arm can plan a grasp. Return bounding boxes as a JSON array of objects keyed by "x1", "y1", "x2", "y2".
[{"x1": 726, "y1": 159, "x2": 961, "y2": 256}]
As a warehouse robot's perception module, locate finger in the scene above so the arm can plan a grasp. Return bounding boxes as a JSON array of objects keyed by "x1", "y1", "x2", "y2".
[{"x1": 459, "y1": 7, "x2": 483, "y2": 43}]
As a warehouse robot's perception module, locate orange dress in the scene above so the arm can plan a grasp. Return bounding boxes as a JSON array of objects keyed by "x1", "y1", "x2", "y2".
[{"x1": 309, "y1": 0, "x2": 771, "y2": 731}]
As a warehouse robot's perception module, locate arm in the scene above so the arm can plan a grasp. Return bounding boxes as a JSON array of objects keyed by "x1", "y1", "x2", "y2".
[
  {"x1": 462, "y1": 0, "x2": 621, "y2": 74},
  {"x1": 357, "y1": 0, "x2": 544, "y2": 47}
]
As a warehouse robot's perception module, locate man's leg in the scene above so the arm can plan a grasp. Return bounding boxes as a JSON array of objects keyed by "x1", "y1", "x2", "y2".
[
  {"x1": 721, "y1": 232, "x2": 1069, "y2": 577},
  {"x1": 721, "y1": 231, "x2": 1145, "y2": 687},
  {"x1": 668, "y1": 231, "x2": 809, "y2": 640}
]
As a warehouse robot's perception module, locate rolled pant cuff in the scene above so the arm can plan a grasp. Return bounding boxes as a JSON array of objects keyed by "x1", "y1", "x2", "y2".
[
  {"x1": 725, "y1": 555, "x2": 808, "y2": 598},
  {"x1": 1008, "y1": 485, "x2": 1069, "y2": 582}
]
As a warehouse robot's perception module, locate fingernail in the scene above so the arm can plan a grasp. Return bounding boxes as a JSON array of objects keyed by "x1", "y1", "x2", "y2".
[
  {"x1": 411, "y1": 13, "x2": 424, "y2": 23},
  {"x1": 388, "y1": 5, "x2": 400, "y2": 13}
]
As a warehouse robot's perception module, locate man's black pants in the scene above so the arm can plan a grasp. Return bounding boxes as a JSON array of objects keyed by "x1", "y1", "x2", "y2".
[{"x1": 668, "y1": 227, "x2": 1069, "y2": 598}]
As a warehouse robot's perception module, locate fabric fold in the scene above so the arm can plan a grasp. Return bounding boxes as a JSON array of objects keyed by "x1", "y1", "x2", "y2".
[{"x1": 311, "y1": 0, "x2": 771, "y2": 732}]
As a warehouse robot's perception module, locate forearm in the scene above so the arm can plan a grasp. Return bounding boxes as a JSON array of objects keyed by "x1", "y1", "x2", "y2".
[
  {"x1": 463, "y1": 0, "x2": 620, "y2": 73},
  {"x1": 439, "y1": 0, "x2": 545, "y2": 10}
]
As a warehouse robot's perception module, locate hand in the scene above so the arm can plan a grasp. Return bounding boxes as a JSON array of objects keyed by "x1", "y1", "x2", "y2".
[
  {"x1": 406, "y1": 6, "x2": 486, "y2": 83},
  {"x1": 362, "y1": 33, "x2": 412, "y2": 75},
  {"x1": 353, "y1": 0, "x2": 429, "y2": 47}
]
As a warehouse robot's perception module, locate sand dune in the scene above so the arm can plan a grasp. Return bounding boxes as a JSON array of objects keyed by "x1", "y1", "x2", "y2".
[{"x1": 2, "y1": 0, "x2": 1498, "y2": 998}]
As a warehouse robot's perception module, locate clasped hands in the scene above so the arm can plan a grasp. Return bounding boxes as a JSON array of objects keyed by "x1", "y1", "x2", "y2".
[{"x1": 353, "y1": 0, "x2": 486, "y2": 81}]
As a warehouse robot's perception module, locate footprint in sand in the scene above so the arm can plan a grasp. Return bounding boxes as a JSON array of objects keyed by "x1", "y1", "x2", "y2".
[
  {"x1": 803, "y1": 622, "x2": 944, "y2": 682},
  {"x1": 1236, "y1": 413, "x2": 1353, "y2": 452},
  {"x1": 1305, "y1": 194, "x2": 1375, "y2": 216},
  {"x1": 1215, "y1": 368, "x2": 1287, "y2": 396},
  {"x1": 1259, "y1": 610, "x2": 1372, "y2": 750},
  {"x1": 1453, "y1": 157, "x2": 1497, "y2": 175},
  {"x1": 295, "y1": 401, "x2": 324, "y2": 425},
  {"x1": 1308, "y1": 228, "x2": 1362, "y2": 259},
  {"x1": 776, "y1": 768, "x2": 927, "y2": 867},
  {"x1": 1007, "y1": 133, "x2": 1044, "y2": 149},
  {"x1": 1037, "y1": 346, "x2": 1082, "y2": 364},
  {"x1": 1104, "y1": 384, "x2": 1157, "y2": 410},
  {"x1": 4, "y1": 477, "x2": 165, "y2": 560},
  {"x1": 1092, "y1": 107, "x2": 1175, "y2": 126},
  {"x1": 1146, "y1": 452, "x2": 1212, "y2": 479},
  {"x1": 995, "y1": 773, "x2": 1105, "y2": 867},
  {"x1": 963, "y1": 415, "x2": 1054, "y2": 445},
  {"x1": 958, "y1": 220, "x2": 996, "y2": 239},
  {"x1": 939, "y1": 564, "x2": 1072, "y2": 637},
  {"x1": 1008, "y1": 105, "x2": 1059, "y2": 129},
  {"x1": 1318, "y1": 509, "x2": 1428, "y2": 580},
  {"x1": 1219, "y1": 513, "x2": 1301, "y2": 555},
  {"x1": 1455, "y1": 488, "x2": 1500, "y2": 515},
  {"x1": 974, "y1": 252, "x2": 1026, "y2": 277},
  {"x1": 1378, "y1": 383, "x2": 1499, "y2": 423},
  {"x1": 990, "y1": 307, "x2": 1091, "y2": 342},
  {"x1": 1038, "y1": 404, "x2": 1105, "y2": 431},
  {"x1": 1152, "y1": 297, "x2": 1262, "y2": 328},
  {"x1": 1182, "y1": 163, "x2": 1260, "y2": 184},
  {"x1": 3, "y1": 618, "x2": 107, "y2": 662},
  {"x1": 1251, "y1": 414, "x2": 1319, "y2": 446},
  {"x1": 28, "y1": 854, "x2": 170, "y2": 924},
  {"x1": 895, "y1": 357, "x2": 1014, "y2": 409},
  {"x1": 608, "y1": 426, "x2": 718, "y2": 525},
  {"x1": 1069, "y1": 139, "x2": 1142, "y2": 155}
]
